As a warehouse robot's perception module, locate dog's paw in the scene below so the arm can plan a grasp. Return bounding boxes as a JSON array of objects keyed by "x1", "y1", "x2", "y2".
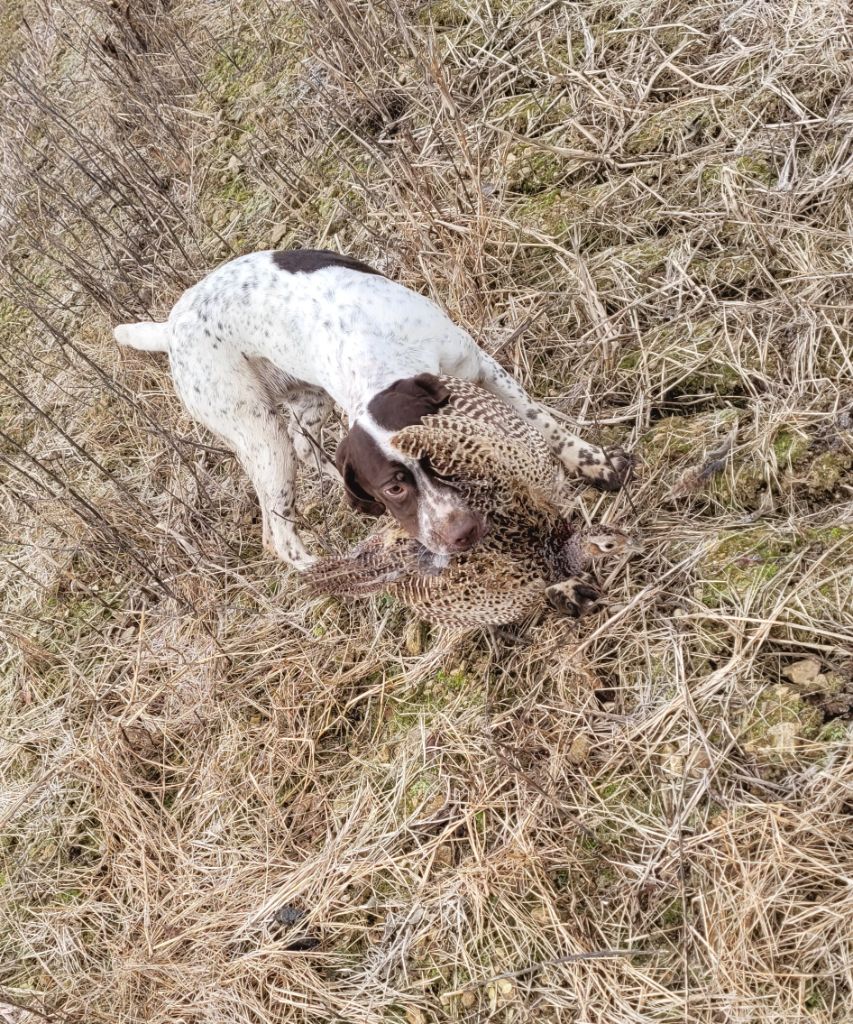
[
  {"x1": 545, "y1": 576, "x2": 603, "y2": 618},
  {"x1": 265, "y1": 532, "x2": 316, "y2": 570}
]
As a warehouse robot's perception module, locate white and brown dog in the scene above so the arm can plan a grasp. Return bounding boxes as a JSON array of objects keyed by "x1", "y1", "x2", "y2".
[{"x1": 115, "y1": 249, "x2": 630, "y2": 567}]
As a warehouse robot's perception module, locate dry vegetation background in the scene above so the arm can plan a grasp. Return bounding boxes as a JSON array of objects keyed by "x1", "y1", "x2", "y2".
[{"x1": 1, "y1": 0, "x2": 852, "y2": 1021}]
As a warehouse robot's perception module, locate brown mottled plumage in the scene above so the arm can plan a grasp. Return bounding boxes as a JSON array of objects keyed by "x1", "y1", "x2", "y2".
[{"x1": 303, "y1": 377, "x2": 639, "y2": 626}]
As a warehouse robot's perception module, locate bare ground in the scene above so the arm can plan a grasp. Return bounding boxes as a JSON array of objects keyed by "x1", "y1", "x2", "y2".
[{"x1": 0, "y1": 1, "x2": 851, "y2": 1022}]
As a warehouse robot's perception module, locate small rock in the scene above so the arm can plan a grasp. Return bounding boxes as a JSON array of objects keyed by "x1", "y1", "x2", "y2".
[
  {"x1": 687, "y1": 747, "x2": 712, "y2": 774},
  {"x1": 568, "y1": 733, "x2": 592, "y2": 763},
  {"x1": 763, "y1": 720, "x2": 800, "y2": 755},
  {"x1": 424, "y1": 791, "x2": 445, "y2": 815},
  {"x1": 531, "y1": 905, "x2": 550, "y2": 925},
  {"x1": 740, "y1": 684, "x2": 822, "y2": 770},
  {"x1": 268, "y1": 222, "x2": 289, "y2": 246},
  {"x1": 461, "y1": 990, "x2": 476, "y2": 1008},
  {"x1": 433, "y1": 843, "x2": 454, "y2": 868},
  {"x1": 227, "y1": 154, "x2": 241, "y2": 173},
  {"x1": 783, "y1": 657, "x2": 822, "y2": 686}
]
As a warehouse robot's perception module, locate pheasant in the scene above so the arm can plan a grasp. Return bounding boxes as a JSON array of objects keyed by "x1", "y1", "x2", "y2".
[{"x1": 302, "y1": 377, "x2": 639, "y2": 627}]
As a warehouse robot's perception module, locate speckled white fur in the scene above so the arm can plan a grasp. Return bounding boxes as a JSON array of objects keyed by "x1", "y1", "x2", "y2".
[{"x1": 115, "y1": 251, "x2": 619, "y2": 567}]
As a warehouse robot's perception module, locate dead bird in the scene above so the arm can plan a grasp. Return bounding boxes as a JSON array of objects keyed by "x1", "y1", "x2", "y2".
[{"x1": 302, "y1": 377, "x2": 640, "y2": 627}]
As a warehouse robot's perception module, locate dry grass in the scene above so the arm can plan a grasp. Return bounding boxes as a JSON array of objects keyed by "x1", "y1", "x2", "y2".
[{"x1": 1, "y1": 0, "x2": 852, "y2": 1021}]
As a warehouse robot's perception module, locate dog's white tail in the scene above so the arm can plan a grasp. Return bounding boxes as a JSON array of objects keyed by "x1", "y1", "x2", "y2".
[{"x1": 113, "y1": 321, "x2": 170, "y2": 353}]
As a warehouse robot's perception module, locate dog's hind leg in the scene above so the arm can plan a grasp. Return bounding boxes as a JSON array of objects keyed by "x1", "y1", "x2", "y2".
[{"x1": 169, "y1": 330, "x2": 313, "y2": 567}]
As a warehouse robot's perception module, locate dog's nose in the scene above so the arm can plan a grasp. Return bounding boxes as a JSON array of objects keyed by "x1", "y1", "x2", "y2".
[{"x1": 446, "y1": 515, "x2": 483, "y2": 552}]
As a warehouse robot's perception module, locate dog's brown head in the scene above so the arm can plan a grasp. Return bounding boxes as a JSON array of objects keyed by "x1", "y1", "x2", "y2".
[{"x1": 335, "y1": 374, "x2": 486, "y2": 555}]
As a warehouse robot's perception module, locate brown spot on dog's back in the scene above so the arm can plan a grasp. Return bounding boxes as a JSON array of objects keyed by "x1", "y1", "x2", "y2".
[{"x1": 271, "y1": 249, "x2": 384, "y2": 277}]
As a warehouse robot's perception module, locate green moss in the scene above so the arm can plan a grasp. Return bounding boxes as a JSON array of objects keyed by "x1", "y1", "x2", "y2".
[
  {"x1": 492, "y1": 94, "x2": 540, "y2": 133},
  {"x1": 39, "y1": 591, "x2": 117, "y2": 636},
  {"x1": 638, "y1": 408, "x2": 841, "y2": 511},
  {"x1": 549, "y1": 868, "x2": 571, "y2": 891},
  {"x1": 772, "y1": 429, "x2": 810, "y2": 465},
  {"x1": 381, "y1": 664, "x2": 484, "y2": 744},
  {"x1": 639, "y1": 408, "x2": 739, "y2": 468},
  {"x1": 419, "y1": 0, "x2": 536, "y2": 26},
  {"x1": 700, "y1": 529, "x2": 793, "y2": 608},
  {"x1": 817, "y1": 720, "x2": 851, "y2": 744},
  {"x1": 658, "y1": 897, "x2": 685, "y2": 928},
  {"x1": 434, "y1": 667, "x2": 467, "y2": 691},
  {"x1": 700, "y1": 155, "x2": 775, "y2": 189},
  {"x1": 205, "y1": 174, "x2": 259, "y2": 234},
  {"x1": 591, "y1": 778, "x2": 659, "y2": 841},
  {"x1": 205, "y1": 44, "x2": 256, "y2": 103},
  {"x1": 592, "y1": 865, "x2": 617, "y2": 891},
  {"x1": 803, "y1": 526, "x2": 851, "y2": 560},
  {"x1": 512, "y1": 182, "x2": 613, "y2": 238},
  {"x1": 201, "y1": 4, "x2": 305, "y2": 108},
  {"x1": 618, "y1": 319, "x2": 753, "y2": 397},
  {"x1": 698, "y1": 526, "x2": 853, "y2": 609},
  {"x1": 738, "y1": 154, "x2": 775, "y2": 183},
  {"x1": 802, "y1": 451, "x2": 852, "y2": 495},
  {"x1": 404, "y1": 774, "x2": 439, "y2": 816},
  {"x1": 640, "y1": 410, "x2": 839, "y2": 509},
  {"x1": 506, "y1": 146, "x2": 567, "y2": 193},
  {"x1": 595, "y1": 242, "x2": 767, "y2": 295},
  {"x1": 54, "y1": 888, "x2": 83, "y2": 905},
  {"x1": 804, "y1": 985, "x2": 832, "y2": 1013},
  {"x1": 707, "y1": 464, "x2": 765, "y2": 510},
  {"x1": 290, "y1": 149, "x2": 372, "y2": 241},
  {"x1": 693, "y1": 253, "x2": 766, "y2": 290},
  {"x1": 624, "y1": 101, "x2": 711, "y2": 155},
  {"x1": 595, "y1": 238, "x2": 673, "y2": 286},
  {"x1": 418, "y1": 0, "x2": 472, "y2": 26},
  {"x1": 0, "y1": 0, "x2": 26, "y2": 70}
]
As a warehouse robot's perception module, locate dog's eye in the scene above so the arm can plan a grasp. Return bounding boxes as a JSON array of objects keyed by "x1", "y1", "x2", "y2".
[{"x1": 384, "y1": 482, "x2": 407, "y2": 499}]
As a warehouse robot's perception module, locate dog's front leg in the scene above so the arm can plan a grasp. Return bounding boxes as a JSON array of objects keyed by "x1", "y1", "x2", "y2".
[{"x1": 474, "y1": 352, "x2": 632, "y2": 491}]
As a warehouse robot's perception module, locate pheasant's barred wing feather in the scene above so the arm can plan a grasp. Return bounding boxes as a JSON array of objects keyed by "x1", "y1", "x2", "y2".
[
  {"x1": 393, "y1": 421, "x2": 561, "y2": 507},
  {"x1": 302, "y1": 529, "x2": 425, "y2": 597},
  {"x1": 393, "y1": 553, "x2": 546, "y2": 627},
  {"x1": 391, "y1": 377, "x2": 563, "y2": 503}
]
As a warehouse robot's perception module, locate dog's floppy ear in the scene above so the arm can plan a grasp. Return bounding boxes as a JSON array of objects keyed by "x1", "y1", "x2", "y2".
[
  {"x1": 367, "y1": 374, "x2": 451, "y2": 429},
  {"x1": 411, "y1": 373, "x2": 450, "y2": 410},
  {"x1": 335, "y1": 431, "x2": 386, "y2": 517}
]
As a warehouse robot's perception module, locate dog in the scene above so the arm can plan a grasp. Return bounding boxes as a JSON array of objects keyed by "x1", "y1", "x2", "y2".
[{"x1": 114, "y1": 249, "x2": 631, "y2": 567}]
